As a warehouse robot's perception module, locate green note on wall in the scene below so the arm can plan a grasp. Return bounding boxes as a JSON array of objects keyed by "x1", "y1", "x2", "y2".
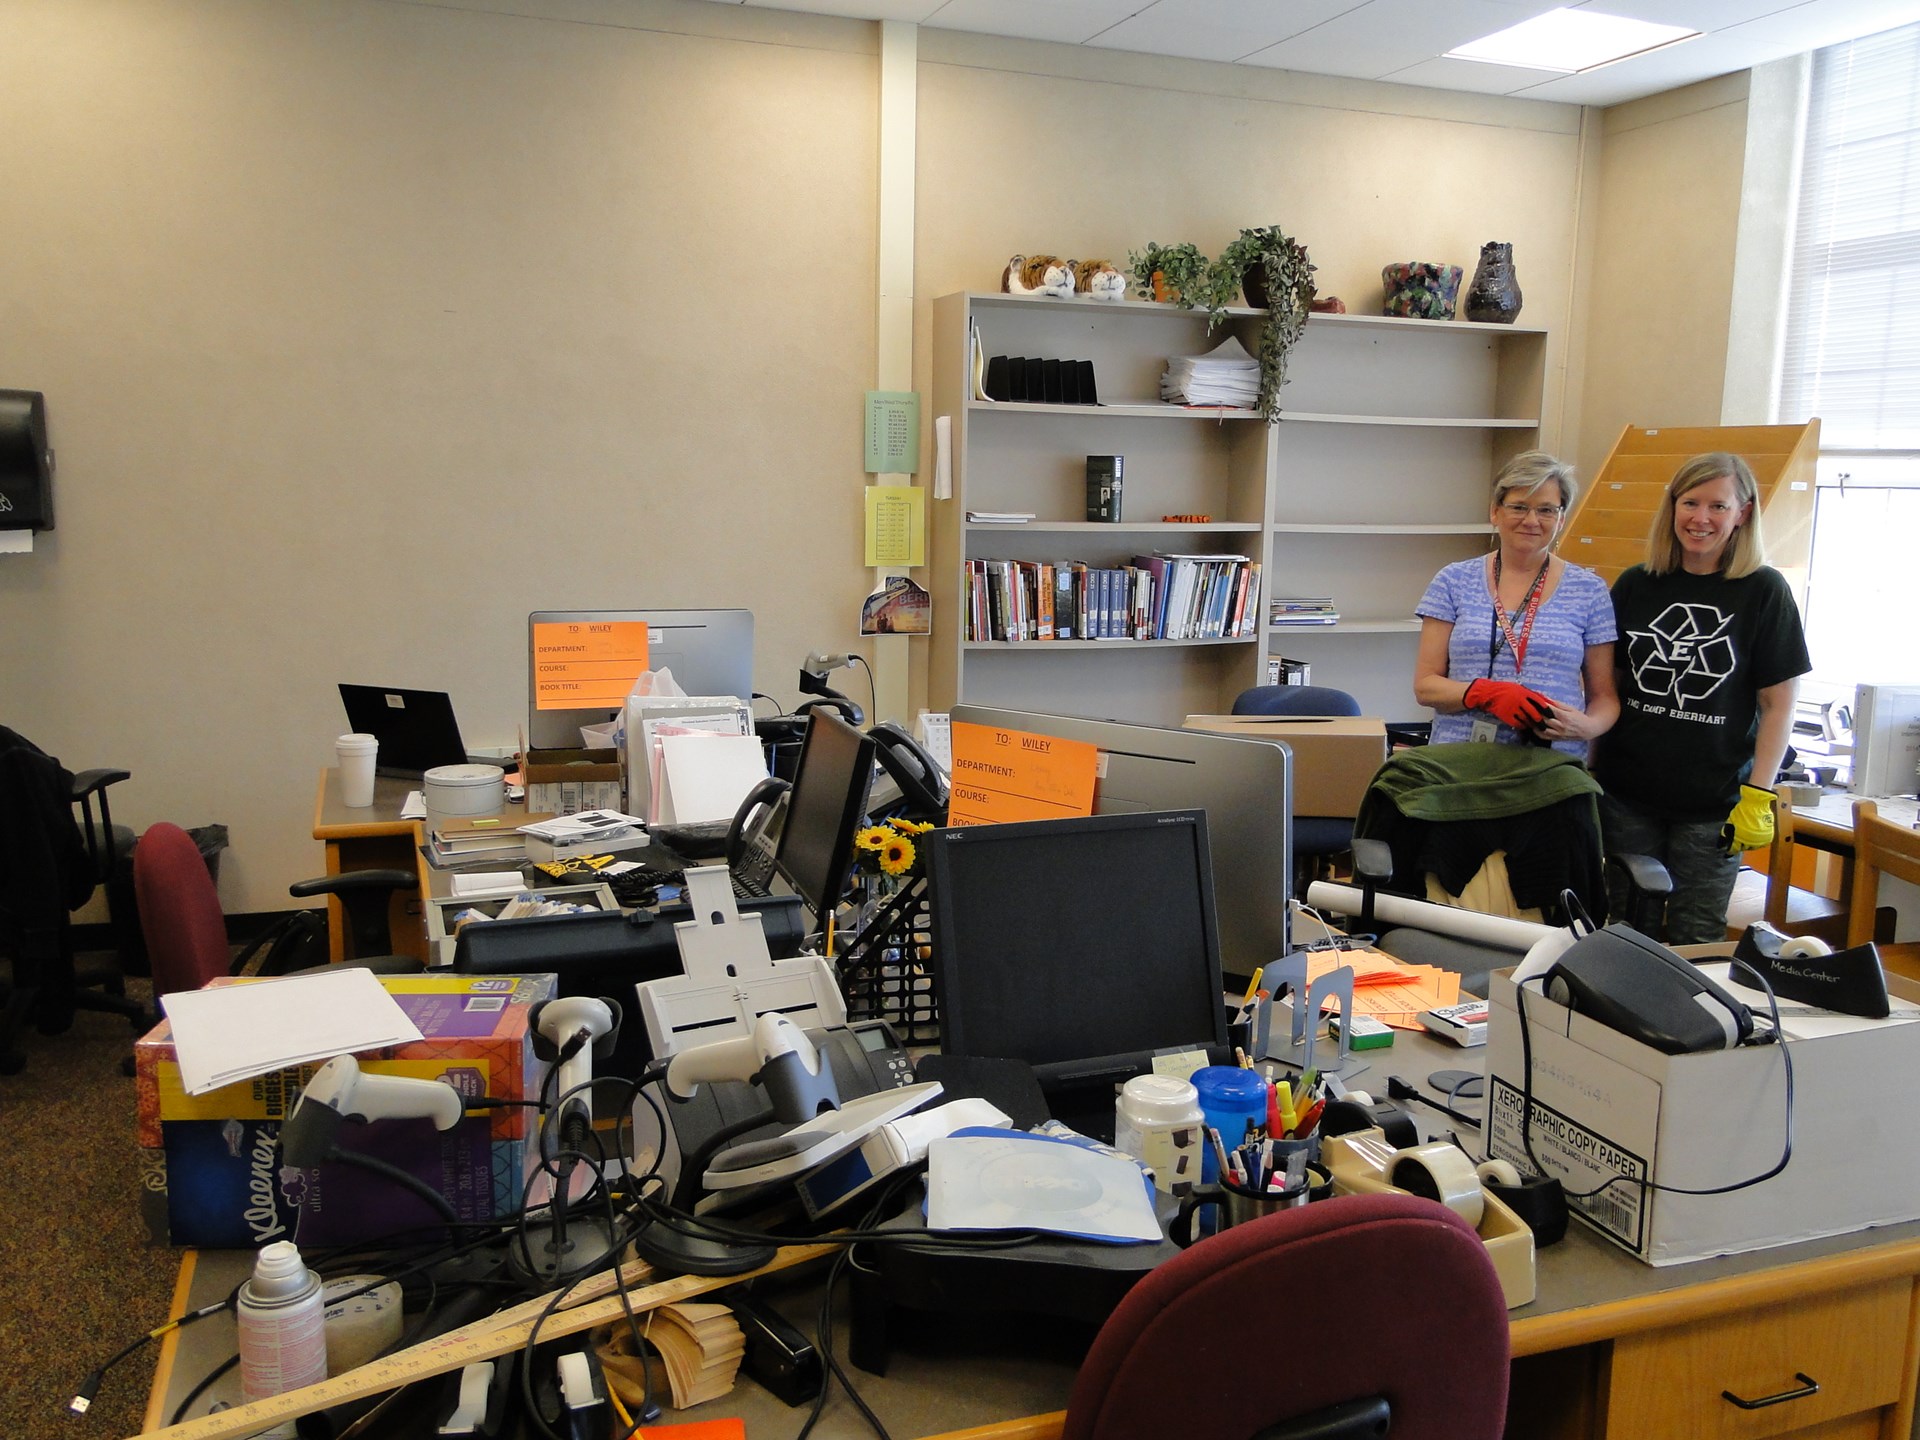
[{"x1": 864, "y1": 391, "x2": 920, "y2": 474}]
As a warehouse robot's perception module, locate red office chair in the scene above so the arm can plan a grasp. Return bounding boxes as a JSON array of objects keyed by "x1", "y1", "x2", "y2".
[
  {"x1": 135, "y1": 823, "x2": 415, "y2": 1001},
  {"x1": 134, "y1": 822, "x2": 236, "y2": 999},
  {"x1": 1062, "y1": 1192, "x2": 1509, "y2": 1440}
]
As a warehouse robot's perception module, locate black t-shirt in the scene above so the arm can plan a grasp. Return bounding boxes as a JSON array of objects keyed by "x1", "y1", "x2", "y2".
[{"x1": 1596, "y1": 564, "x2": 1811, "y2": 820}]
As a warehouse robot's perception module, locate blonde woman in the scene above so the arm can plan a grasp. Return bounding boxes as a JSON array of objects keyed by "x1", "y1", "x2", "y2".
[
  {"x1": 1593, "y1": 452, "x2": 1811, "y2": 944},
  {"x1": 1415, "y1": 451, "x2": 1618, "y2": 758}
]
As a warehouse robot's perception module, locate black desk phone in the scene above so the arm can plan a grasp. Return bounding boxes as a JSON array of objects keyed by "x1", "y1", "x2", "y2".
[{"x1": 644, "y1": 1020, "x2": 916, "y2": 1204}]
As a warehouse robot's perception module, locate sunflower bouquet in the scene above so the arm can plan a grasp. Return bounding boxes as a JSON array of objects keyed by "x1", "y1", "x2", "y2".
[{"x1": 851, "y1": 815, "x2": 935, "y2": 884}]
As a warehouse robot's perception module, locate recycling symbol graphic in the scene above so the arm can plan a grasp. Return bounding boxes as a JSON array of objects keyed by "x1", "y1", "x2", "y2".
[{"x1": 1627, "y1": 602, "x2": 1737, "y2": 707}]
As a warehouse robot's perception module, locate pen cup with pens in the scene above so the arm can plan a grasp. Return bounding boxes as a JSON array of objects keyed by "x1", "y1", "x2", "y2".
[
  {"x1": 1171, "y1": 1161, "x2": 1334, "y2": 1245},
  {"x1": 1179, "y1": 1064, "x2": 1330, "y2": 1240}
]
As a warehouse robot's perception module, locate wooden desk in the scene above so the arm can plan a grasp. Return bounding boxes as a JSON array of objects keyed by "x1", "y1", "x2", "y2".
[
  {"x1": 1791, "y1": 791, "x2": 1920, "y2": 854},
  {"x1": 310, "y1": 769, "x2": 432, "y2": 964}
]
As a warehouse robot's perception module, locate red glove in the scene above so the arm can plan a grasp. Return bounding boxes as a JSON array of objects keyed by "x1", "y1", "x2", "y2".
[{"x1": 1463, "y1": 678, "x2": 1554, "y2": 731}]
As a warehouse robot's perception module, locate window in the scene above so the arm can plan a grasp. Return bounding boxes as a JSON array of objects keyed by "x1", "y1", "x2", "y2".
[
  {"x1": 1778, "y1": 21, "x2": 1920, "y2": 449},
  {"x1": 1778, "y1": 21, "x2": 1920, "y2": 695}
]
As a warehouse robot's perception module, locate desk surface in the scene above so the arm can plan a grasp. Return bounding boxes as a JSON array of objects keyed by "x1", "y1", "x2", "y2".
[
  {"x1": 145, "y1": 1023, "x2": 1920, "y2": 1439},
  {"x1": 1791, "y1": 789, "x2": 1919, "y2": 848}
]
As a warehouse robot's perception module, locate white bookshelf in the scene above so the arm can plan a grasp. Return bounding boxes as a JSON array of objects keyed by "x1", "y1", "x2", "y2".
[{"x1": 927, "y1": 292, "x2": 1547, "y2": 724}]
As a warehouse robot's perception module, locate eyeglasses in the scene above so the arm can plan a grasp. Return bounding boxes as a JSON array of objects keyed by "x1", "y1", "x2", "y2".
[{"x1": 1499, "y1": 502, "x2": 1564, "y2": 521}]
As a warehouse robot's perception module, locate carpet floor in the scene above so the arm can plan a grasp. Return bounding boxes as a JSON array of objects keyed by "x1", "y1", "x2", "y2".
[{"x1": 0, "y1": 969, "x2": 180, "y2": 1438}]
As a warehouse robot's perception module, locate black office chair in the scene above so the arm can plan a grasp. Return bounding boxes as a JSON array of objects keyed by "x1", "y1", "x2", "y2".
[
  {"x1": 0, "y1": 728, "x2": 148, "y2": 1073},
  {"x1": 1230, "y1": 684, "x2": 1361, "y2": 891}
]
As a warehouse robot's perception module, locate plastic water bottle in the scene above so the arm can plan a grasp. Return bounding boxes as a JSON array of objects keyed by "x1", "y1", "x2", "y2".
[{"x1": 237, "y1": 1241, "x2": 327, "y2": 1435}]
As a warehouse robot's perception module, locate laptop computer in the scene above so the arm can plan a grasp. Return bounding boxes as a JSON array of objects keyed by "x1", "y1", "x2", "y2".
[{"x1": 337, "y1": 685, "x2": 470, "y2": 779}]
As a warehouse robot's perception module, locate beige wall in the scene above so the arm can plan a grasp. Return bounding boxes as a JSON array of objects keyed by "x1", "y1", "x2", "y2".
[
  {"x1": 913, "y1": 32, "x2": 1587, "y2": 440},
  {"x1": 0, "y1": 0, "x2": 880, "y2": 912},
  {"x1": 1, "y1": 0, "x2": 1765, "y2": 917},
  {"x1": 1572, "y1": 74, "x2": 1752, "y2": 479}
]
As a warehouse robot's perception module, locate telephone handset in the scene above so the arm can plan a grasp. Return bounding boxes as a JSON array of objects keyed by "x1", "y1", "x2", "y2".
[
  {"x1": 869, "y1": 721, "x2": 948, "y2": 823},
  {"x1": 725, "y1": 775, "x2": 790, "y2": 885},
  {"x1": 795, "y1": 695, "x2": 864, "y2": 726}
]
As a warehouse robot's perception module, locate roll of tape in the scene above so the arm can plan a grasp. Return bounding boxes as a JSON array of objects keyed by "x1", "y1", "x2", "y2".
[
  {"x1": 322, "y1": 1274, "x2": 404, "y2": 1376},
  {"x1": 1476, "y1": 1159, "x2": 1522, "y2": 1188},
  {"x1": 1781, "y1": 936, "x2": 1833, "y2": 959},
  {"x1": 1389, "y1": 1142, "x2": 1485, "y2": 1229}
]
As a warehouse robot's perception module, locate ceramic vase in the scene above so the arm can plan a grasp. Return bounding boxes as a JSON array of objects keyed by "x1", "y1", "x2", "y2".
[
  {"x1": 1465, "y1": 242, "x2": 1523, "y2": 324},
  {"x1": 1381, "y1": 262, "x2": 1463, "y2": 321}
]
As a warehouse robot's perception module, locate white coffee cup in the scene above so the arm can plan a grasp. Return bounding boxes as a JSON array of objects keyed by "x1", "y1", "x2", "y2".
[{"x1": 336, "y1": 733, "x2": 379, "y2": 808}]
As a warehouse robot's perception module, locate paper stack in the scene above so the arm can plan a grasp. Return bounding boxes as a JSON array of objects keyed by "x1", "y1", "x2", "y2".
[
  {"x1": 596, "y1": 1302, "x2": 746, "y2": 1411},
  {"x1": 1160, "y1": 336, "x2": 1259, "y2": 409},
  {"x1": 518, "y1": 809, "x2": 650, "y2": 863},
  {"x1": 427, "y1": 812, "x2": 552, "y2": 868}
]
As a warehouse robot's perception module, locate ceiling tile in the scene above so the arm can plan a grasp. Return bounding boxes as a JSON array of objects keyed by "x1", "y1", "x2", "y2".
[
  {"x1": 1717, "y1": 0, "x2": 1920, "y2": 51},
  {"x1": 1504, "y1": 26, "x2": 1797, "y2": 103},
  {"x1": 1093, "y1": 0, "x2": 1364, "y2": 62},
  {"x1": 1377, "y1": 54, "x2": 1574, "y2": 95},
  {"x1": 747, "y1": 0, "x2": 948, "y2": 17},
  {"x1": 1241, "y1": 0, "x2": 1568, "y2": 79},
  {"x1": 923, "y1": 0, "x2": 1146, "y2": 45}
]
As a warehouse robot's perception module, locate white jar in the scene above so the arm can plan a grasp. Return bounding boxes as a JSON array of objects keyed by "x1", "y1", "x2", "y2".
[{"x1": 1114, "y1": 1074, "x2": 1204, "y2": 1195}]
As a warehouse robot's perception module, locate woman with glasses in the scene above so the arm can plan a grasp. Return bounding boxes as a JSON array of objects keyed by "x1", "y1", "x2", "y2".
[
  {"x1": 1413, "y1": 451, "x2": 1619, "y2": 757},
  {"x1": 1592, "y1": 452, "x2": 1810, "y2": 944}
]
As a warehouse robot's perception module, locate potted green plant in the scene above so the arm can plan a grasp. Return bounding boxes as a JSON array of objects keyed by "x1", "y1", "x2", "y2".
[
  {"x1": 1210, "y1": 226, "x2": 1318, "y2": 422},
  {"x1": 1126, "y1": 241, "x2": 1210, "y2": 305}
]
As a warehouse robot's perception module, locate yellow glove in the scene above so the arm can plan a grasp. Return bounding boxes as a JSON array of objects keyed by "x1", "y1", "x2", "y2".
[{"x1": 1720, "y1": 784, "x2": 1775, "y2": 855}]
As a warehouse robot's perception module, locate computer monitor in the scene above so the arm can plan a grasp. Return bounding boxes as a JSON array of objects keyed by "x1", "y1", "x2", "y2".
[
  {"x1": 1850, "y1": 683, "x2": 1920, "y2": 797},
  {"x1": 528, "y1": 609, "x2": 754, "y2": 749},
  {"x1": 773, "y1": 709, "x2": 876, "y2": 919},
  {"x1": 924, "y1": 809, "x2": 1229, "y2": 1134},
  {"x1": 950, "y1": 705, "x2": 1291, "y2": 977}
]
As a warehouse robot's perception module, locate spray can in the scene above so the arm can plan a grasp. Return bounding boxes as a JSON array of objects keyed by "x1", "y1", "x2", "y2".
[{"x1": 237, "y1": 1241, "x2": 328, "y2": 1434}]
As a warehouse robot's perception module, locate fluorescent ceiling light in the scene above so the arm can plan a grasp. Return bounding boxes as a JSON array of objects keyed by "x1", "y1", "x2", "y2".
[{"x1": 1446, "y1": 7, "x2": 1699, "y2": 73}]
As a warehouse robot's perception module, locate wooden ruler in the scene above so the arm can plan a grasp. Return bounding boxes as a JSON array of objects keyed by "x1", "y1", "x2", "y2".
[{"x1": 131, "y1": 1243, "x2": 836, "y2": 1440}]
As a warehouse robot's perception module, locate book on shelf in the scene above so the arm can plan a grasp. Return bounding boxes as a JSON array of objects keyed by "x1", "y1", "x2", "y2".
[
  {"x1": 966, "y1": 510, "x2": 1036, "y2": 524},
  {"x1": 1268, "y1": 656, "x2": 1312, "y2": 685},
  {"x1": 965, "y1": 552, "x2": 1258, "y2": 643}
]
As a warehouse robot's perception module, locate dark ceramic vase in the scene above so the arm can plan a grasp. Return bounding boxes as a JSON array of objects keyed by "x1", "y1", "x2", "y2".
[
  {"x1": 1465, "y1": 242, "x2": 1522, "y2": 324},
  {"x1": 1242, "y1": 263, "x2": 1270, "y2": 311}
]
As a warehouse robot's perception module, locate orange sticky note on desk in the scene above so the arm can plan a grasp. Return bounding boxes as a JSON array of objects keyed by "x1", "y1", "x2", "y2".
[{"x1": 946, "y1": 720, "x2": 1098, "y2": 826}]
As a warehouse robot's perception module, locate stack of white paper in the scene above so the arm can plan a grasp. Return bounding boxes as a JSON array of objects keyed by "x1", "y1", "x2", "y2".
[
  {"x1": 655, "y1": 732, "x2": 770, "y2": 824},
  {"x1": 518, "y1": 809, "x2": 646, "y2": 845},
  {"x1": 159, "y1": 968, "x2": 424, "y2": 1096},
  {"x1": 1160, "y1": 336, "x2": 1259, "y2": 408}
]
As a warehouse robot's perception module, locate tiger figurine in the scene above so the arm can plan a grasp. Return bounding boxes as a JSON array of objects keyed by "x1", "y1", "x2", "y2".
[
  {"x1": 1000, "y1": 254, "x2": 1075, "y2": 298},
  {"x1": 1073, "y1": 258, "x2": 1125, "y2": 301}
]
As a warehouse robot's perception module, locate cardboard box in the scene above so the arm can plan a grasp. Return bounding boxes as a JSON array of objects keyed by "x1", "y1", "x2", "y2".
[
  {"x1": 1182, "y1": 715, "x2": 1387, "y2": 818},
  {"x1": 521, "y1": 747, "x2": 624, "y2": 816},
  {"x1": 135, "y1": 971, "x2": 556, "y2": 1248},
  {"x1": 1484, "y1": 963, "x2": 1920, "y2": 1266}
]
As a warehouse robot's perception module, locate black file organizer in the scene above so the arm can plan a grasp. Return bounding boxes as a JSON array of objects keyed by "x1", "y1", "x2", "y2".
[{"x1": 836, "y1": 875, "x2": 939, "y2": 1045}]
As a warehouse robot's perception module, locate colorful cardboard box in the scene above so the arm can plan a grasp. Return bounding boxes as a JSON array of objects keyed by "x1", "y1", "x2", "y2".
[{"x1": 136, "y1": 971, "x2": 556, "y2": 1248}]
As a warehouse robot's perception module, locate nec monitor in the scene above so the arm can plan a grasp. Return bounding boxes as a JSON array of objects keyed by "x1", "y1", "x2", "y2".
[
  {"x1": 773, "y1": 709, "x2": 876, "y2": 918},
  {"x1": 950, "y1": 705, "x2": 1291, "y2": 978},
  {"x1": 338, "y1": 685, "x2": 470, "y2": 778},
  {"x1": 0, "y1": 389, "x2": 53, "y2": 532},
  {"x1": 528, "y1": 609, "x2": 754, "y2": 749},
  {"x1": 924, "y1": 809, "x2": 1228, "y2": 1134}
]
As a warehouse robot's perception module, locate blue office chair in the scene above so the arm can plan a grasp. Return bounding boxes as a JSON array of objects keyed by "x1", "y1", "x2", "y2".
[{"x1": 1230, "y1": 685, "x2": 1362, "y2": 890}]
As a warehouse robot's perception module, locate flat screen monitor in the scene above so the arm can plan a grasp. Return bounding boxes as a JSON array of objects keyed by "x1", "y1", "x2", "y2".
[
  {"x1": 950, "y1": 705, "x2": 1291, "y2": 978},
  {"x1": 774, "y1": 709, "x2": 876, "y2": 918},
  {"x1": 528, "y1": 609, "x2": 753, "y2": 749},
  {"x1": 924, "y1": 809, "x2": 1228, "y2": 1132}
]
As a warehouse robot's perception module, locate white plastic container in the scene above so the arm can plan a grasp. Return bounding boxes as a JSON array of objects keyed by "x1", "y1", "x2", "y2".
[
  {"x1": 423, "y1": 763, "x2": 505, "y2": 828},
  {"x1": 238, "y1": 1241, "x2": 328, "y2": 1436},
  {"x1": 1113, "y1": 1074, "x2": 1205, "y2": 1194}
]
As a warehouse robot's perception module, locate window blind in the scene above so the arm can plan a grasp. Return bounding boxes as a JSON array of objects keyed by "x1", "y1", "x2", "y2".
[{"x1": 1778, "y1": 21, "x2": 1920, "y2": 450}]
